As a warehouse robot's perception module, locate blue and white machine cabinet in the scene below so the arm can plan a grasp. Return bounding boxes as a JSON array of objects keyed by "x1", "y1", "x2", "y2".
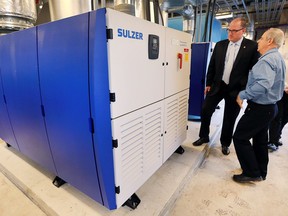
[{"x1": 0, "y1": 8, "x2": 191, "y2": 210}]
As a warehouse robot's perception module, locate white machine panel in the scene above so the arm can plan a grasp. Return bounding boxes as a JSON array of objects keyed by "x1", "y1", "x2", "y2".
[
  {"x1": 106, "y1": 9, "x2": 166, "y2": 119},
  {"x1": 163, "y1": 89, "x2": 189, "y2": 162},
  {"x1": 165, "y1": 28, "x2": 191, "y2": 97},
  {"x1": 106, "y1": 8, "x2": 191, "y2": 208},
  {"x1": 112, "y1": 101, "x2": 164, "y2": 206}
]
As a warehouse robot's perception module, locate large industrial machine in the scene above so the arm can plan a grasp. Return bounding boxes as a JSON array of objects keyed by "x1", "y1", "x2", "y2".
[{"x1": 0, "y1": 8, "x2": 191, "y2": 210}]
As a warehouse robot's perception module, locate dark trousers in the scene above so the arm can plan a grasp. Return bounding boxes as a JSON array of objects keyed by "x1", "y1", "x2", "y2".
[
  {"x1": 199, "y1": 82, "x2": 240, "y2": 146},
  {"x1": 233, "y1": 101, "x2": 277, "y2": 178},
  {"x1": 269, "y1": 92, "x2": 288, "y2": 144}
]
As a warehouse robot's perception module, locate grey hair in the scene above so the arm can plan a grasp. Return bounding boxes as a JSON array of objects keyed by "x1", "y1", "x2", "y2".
[{"x1": 265, "y1": 28, "x2": 285, "y2": 48}]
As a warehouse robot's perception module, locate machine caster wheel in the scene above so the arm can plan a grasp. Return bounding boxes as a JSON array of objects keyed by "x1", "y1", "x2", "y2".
[
  {"x1": 122, "y1": 193, "x2": 141, "y2": 209},
  {"x1": 175, "y1": 146, "x2": 185, "y2": 154},
  {"x1": 52, "y1": 176, "x2": 66, "y2": 188}
]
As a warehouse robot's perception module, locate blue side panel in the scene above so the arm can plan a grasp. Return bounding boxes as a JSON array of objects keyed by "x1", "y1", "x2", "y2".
[
  {"x1": 37, "y1": 14, "x2": 102, "y2": 203},
  {"x1": 89, "y1": 9, "x2": 116, "y2": 209},
  {"x1": 188, "y1": 43, "x2": 211, "y2": 120},
  {"x1": 0, "y1": 29, "x2": 56, "y2": 173},
  {"x1": 0, "y1": 73, "x2": 19, "y2": 150}
]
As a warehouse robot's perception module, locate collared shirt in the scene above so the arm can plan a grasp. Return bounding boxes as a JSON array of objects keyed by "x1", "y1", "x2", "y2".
[
  {"x1": 222, "y1": 37, "x2": 243, "y2": 84},
  {"x1": 239, "y1": 48, "x2": 286, "y2": 104},
  {"x1": 228, "y1": 37, "x2": 243, "y2": 53}
]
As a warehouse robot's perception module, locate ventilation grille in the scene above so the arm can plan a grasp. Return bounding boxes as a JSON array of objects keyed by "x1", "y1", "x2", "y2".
[
  {"x1": 143, "y1": 107, "x2": 162, "y2": 173},
  {"x1": 120, "y1": 116, "x2": 144, "y2": 184},
  {"x1": 178, "y1": 93, "x2": 189, "y2": 142},
  {"x1": 163, "y1": 90, "x2": 189, "y2": 161},
  {"x1": 113, "y1": 102, "x2": 163, "y2": 206},
  {"x1": 165, "y1": 98, "x2": 178, "y2": 148}
]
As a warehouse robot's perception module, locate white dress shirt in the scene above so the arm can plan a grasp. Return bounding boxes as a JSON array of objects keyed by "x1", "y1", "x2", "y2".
[{"x1": 222, "y1": 37, "x2": 243, "y2": 84}]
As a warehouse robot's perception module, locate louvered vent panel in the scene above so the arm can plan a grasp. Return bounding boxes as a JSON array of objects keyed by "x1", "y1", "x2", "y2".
[
  {"x1": 178, "y1": 94, "x2": 188, "y2": 131},
  {"x1": 120, "y1": 117, "x2": 144, "y2": 184},
  {"x1": 178, "y1": 93, "x2": 189, "y2": 142},
  {"x1": 113, "y1": 101, "x2": 164, "y2": 207},
  {"x1": 144, "y1": 107, "x2": 162, "y2": 172},
  {"x1": 163, "y1": 89, "x2": 189, "y2": 161},
  {"x1": 165, "y1": 98, "x2": 178, "y2": 150},
  {"x1": 166, "y1": 99, "x2": 178, "y2": 132}
]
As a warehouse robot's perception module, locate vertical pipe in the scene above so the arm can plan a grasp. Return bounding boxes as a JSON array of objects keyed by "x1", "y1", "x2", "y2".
[
  {"x1": 203, "y1": 0, "x2": 212, "y2": 42},
  {"x1": 101, "y1": 0, "x2": 106, "y2": 8},
  {"x1": 114, "y1": 0, "x2": 135, "y2": 16},
  {"x1": 241, "y1": 0, "x2": 251, "y2": 23},
  {"x1": 153, "y1": 0, "x2": 159, "y2": 24},
  {"x1": 146, "y1": 0, "x2": 151, "y2": 21},
  {"x1": 198, "y1": 1, "x2": 203, "y2": 42},
  {"x1": 208, "y1": 0, "x2": 216, "y2": 42},
  {"x1": 135, "y1": 0, "x2": 148, "y2": 20}
]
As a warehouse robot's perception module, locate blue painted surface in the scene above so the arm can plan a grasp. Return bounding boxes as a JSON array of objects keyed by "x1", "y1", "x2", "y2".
[
  {"x1": 188, "y1": 42, "x2": 211, "y2": 120},
  {"x1": 195, "y1": 14, "x2": 223, "y2": 42},
  {"x1": 0, "y1": 9, "x2": 120, "y2": 209},
  {"x1": 211, "y1": 19, "x2": 222, "y2": 42},
  {"x1": 0, "y1": 74, "x2": 19, "y2": 150},
  {"x1": 168, "y1": 15, "x2": 223, "y2": 43},
  {"x1": 0, "y1": 29, "x2": 56, "y2": 173},
  {"x1": 168, "y1": 17, "x2": 183, "y2": 31},
  {"x1": 37, "y1": 13, "x2": 102, "y2": 203},
  {"x1": 89, "y1": 8, "x2": 116, "y2": 209},
  {"x1": 221, "y1": 28, "x2": 228, "y2": 40}
]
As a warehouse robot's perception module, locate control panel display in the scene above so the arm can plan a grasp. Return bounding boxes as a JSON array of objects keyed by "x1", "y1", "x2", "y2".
[{"x1": 148, "y1": 34, "x2": 159, "y2": 59}]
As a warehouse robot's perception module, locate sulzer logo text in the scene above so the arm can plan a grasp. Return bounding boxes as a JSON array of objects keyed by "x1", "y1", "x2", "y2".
[{"x1": 117, "y1": 28, "x2": 143, "y2": 40}]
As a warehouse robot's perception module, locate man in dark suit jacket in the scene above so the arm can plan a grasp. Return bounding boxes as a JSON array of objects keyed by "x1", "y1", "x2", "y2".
[{"x1": 193, "y1": 17, "x2": 259, "y2": 155}]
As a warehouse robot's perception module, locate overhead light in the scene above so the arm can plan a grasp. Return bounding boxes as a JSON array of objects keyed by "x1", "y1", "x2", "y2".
[
  {"x1": 221, "y1": 21, "x2": 229, "y2": 28},
  {"x1": 215, "y1": 13, "x2": 233, "y2": 20}
]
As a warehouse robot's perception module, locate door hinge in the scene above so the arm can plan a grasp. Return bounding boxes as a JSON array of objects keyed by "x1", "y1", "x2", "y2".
[
  {"x1": 106, "y1": 28, "x2": 113, "y2": 40},
  {"x1": 115, "y1": 186, "x2": 120, "y2": 194},
  {"x1": 112, "y1": 139, "x2": 118, "y2": 148},
  {"x1": 110, "y1": 92, "x2": 116, "y2": 102}
]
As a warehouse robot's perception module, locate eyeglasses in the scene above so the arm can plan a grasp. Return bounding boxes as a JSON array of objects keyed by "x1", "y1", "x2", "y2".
[{"x1": 226, "y1": 28, "x2": 244, "y2": 33}]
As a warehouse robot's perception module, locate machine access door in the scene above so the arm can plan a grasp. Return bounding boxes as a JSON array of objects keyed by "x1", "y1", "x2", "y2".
[
  {"x1": 37, "y1": 13, "x2": 102, "y2": 203},
  {"x1": 106, "y1": 9, "x2": 166, "y2": 119},
  {"x1": 0, "y1": 28, "x2": 56, "y2": 173},
  {"x1": 164, "y1": 28, "x2": 191, "y2": 98}
]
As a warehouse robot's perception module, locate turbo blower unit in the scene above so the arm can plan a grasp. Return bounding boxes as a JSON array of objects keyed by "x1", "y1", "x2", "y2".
[{"x1": 0, "y1": 8, "x2": 191, "y2": 209}]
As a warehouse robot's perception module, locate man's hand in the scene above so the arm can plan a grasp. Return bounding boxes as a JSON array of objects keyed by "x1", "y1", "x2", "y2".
[
  {"x1": 236, "y1": 95, "x2": 243, "y2": 108},
  {"x1": 204, "y1": 86, "x2": 211, "y2": 95}
]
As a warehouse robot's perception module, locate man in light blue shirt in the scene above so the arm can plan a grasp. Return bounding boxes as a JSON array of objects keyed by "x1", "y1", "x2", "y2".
[{"x1": 232, "y1": 28, "x2": 286, "y2": 183}]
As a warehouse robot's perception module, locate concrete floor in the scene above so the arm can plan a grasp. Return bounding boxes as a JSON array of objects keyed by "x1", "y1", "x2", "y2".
[{"x1": 0, "y1": 101, "x2": 288, "y2": 216}]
